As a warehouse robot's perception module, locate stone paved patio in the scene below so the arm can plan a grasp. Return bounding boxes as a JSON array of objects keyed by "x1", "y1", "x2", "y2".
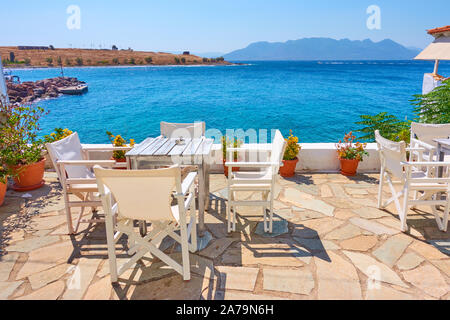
[{"x1": 0, "y1": 171, "x2": 449, "y2": 300}]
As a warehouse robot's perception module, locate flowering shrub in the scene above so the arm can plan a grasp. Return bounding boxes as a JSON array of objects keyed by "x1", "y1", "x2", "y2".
[
  {"x1": 106, "y1": 131, "x2": 135, "y2": 159},
  {"x1": 336, "y1": 132, "x2": 369, "y2": 161},
  {"x1": 283, "y1": 130, "x2": 301, "y2": 161},
  {"x1": 221, "y1": 136, "x2": 242, "y2": 161},
  {"x1": 44, "y1": 128, "x2": 73, "y2": 143},
  {"x1": 0, "y1": 99, "x2": 47, "y2": 166}
]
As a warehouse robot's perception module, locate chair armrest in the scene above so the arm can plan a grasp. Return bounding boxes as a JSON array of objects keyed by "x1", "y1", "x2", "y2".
[
  {"x1": 57, "y1": 160, "x2": 115, "y2": 167},
  {"x1": 82, "y1": 146, "x2": 133, "y2": 152},
  {"x1": 406, "y1": 147, "x2": 426, "y2": 152},
  {"x1": 401, "y1": 161, "x2": 450, "y2": 167},
  {"x1": 65, "y1": 178, "x2": 98, "y2": 184},
  {"x1": 225, "y1": 161, "x2": 280, "y2": 168},
  {"x1": 410, "y1": 138, "x2": 436, "y2": 151},
  {"x1": 180, "y1": 172, "x2": 197, "y2": 196}
]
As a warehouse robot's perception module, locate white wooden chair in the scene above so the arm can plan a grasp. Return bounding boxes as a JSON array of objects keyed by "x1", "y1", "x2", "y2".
[
  {"x1": 225, "y1": 130, "x2": 287, "y2": 233},
  {"x1": 160, "y1": 121, "x2": 205, "y2": 139},
  {"x1": 46, "y1": 132, "x2": 132, "y2": 234},
  {"x1": 376, "y1": 130, "x2": 450, "y2": 232},
  {"x1": 410, "y1": 122, "x2": 450, "y2": 163},
  {"x1": 94, "y1": 165, "x2": 198, "y2": 282}
]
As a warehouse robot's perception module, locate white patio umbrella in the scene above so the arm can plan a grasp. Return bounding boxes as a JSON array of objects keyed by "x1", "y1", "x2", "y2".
[{"x1": 414, "y1": 26, "x2": 450, "y2": 94}]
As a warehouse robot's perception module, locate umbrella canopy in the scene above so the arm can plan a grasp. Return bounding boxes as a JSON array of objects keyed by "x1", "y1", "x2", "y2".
[
  {"x1": 415, "y1": 36, "x2": 450, "y2": 61},
  {"x1": 415, "y1": 26, "x2": 450, "y2": 61}
]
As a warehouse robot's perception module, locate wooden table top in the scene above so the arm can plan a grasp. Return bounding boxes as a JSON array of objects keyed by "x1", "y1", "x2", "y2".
[{"x1": 126, "y1": 136, "x2": 214, "y2": 158}]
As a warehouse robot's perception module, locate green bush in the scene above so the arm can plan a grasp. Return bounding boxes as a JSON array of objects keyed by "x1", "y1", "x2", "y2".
[
  {"x1": 174, "y1": 57, "x2": 180, "y2": 64},
  {"x1": 75, "y1": 57, "x2": 83, "y2": 66},
  {"x1": 181, "y1": 57, "x2": 186, "y2": 64},
  {"x1": 411, "y1": 79, "x2": 450, "y2": 124},
  {"x1": 355, "y1": 112, "x2": 410, "y2": 143},
  {"x1": 129, "y1": 58, "x2": 136, "y2": 65},
  {"x1": 65, "y1": 58, "x2": 72, "y2": 66},
  {"x1": 46, "y1": 57, "x2": 53, "y2": 65},
  {"x1": 112, "y1": 58, "x2": 119, "y2": 64},
  {"x1": 145, "y1": 57, "x2": 153, "y2": 64}
]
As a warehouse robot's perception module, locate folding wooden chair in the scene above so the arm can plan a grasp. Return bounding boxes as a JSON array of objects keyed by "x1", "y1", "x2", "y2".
[
  {"x1": 376, "y1": 130, "x2": 450, "y2": 232},
  {"x1": 225, "y1": 130, "x2": 287, "y2": 233},
  {"x1": 94, "y1": 165, "x2": 198, "y2": 282},
  {"x1": 46, "y1": 132, "x2": 131, "y2": 234}
]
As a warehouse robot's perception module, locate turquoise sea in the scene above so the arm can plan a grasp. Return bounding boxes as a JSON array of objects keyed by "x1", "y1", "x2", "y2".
[{"x1": 12, "y1": 61, "x2": 450, "y2": 144}]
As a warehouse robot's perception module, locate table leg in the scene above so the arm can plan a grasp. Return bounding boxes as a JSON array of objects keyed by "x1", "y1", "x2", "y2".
[
  {"x1": 198, "y1": 163, "x2": 206, "y2": 236},
  {"x1": 205, "y1": 161, "x2": 210, "y2": 210},
  {"x1": 437, "y1": 143, "x2": 444, "y2": 178}
]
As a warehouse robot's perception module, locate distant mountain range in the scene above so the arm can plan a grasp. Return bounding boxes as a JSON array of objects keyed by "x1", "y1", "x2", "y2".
[{"x1": 224, "y1": 38, "x2": 420, "y2": 61}]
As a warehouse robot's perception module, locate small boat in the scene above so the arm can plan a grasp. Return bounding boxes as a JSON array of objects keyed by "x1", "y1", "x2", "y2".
[{"x1": 59, "y1": 85, "x2": 88, "y2": 95}]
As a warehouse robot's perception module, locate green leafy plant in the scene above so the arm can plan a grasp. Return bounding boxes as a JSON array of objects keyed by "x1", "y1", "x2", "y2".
[
  {"x1": 283, "y1": 130, "x2": 301, "y2": 161},
  {"x1": 129, "y1": 58, "x2": 136, "y2": 65},
  {"x1": 112, "y1": 58, "x2": 119, "y2": 65},
  {"x1": 355, "y1": 112, "x2": 411, "y2": 143},
  {"x1": 145, "y1": 57, "x2": 153, "y2": 64},
  {"x1": 336, "y1": 132, "x2": 369, "y2": 161},
  {"x1": 181, "y1": 57, "x2": 186, "y2": 64},
  {"x1": 411, "y1": 79, "x2": 450, "y2": 124},
  {"x1": 46, "y1": 57, "x2": 53, "y2": 66},
  {"x1": 75, "y1": 57, "x2": 83, "y2": 66},
  {"x1": 221, "y1": 136, "x2": 242, "y2": 161},
  {"x1": 174, "y1": 57, "x2": 180, "y2": 64},
  {"x1": 0, "y1": 99, "x2": 47, "y2": 166}
]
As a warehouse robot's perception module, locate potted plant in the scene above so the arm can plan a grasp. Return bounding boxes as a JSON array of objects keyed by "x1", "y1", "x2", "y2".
[
  {"x1": 336, "y1": 132, "x2": 369, "y2": 176},
  {"x1": 0, "y1": 165, "x2": 12, "y2": 206},
  {"x1": 280, "y1": 130, "x2": 301, "y2": 177},
  {"x1": 0, "y1": 100, "x2": 48, "y2": 191},
  {"x1": 222, "y1": 136, "x2": 242, "y2": 177},
  {"x1": 106, "y1": 131, "x2": 135, "y2": 168}
]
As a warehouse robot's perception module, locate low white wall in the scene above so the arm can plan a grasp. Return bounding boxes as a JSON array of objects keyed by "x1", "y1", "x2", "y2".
[{"x1": 57, "y1": 142, "x2": 380, "y2": 174}]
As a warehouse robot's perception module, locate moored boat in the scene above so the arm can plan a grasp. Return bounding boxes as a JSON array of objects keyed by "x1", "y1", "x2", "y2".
[{"x1": 58, "y1": 84, "x2": 88, "y2": 95}]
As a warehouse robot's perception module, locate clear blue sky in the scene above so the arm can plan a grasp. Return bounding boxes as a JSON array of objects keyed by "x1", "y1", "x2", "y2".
[{"x1": 1, "y1": 0, "x2": 448, "y2": 53}]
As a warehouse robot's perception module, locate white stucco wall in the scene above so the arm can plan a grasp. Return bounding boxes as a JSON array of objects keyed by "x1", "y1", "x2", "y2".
[{"x1": 62, "y1": 142, "x2": 380, "y2": 174}]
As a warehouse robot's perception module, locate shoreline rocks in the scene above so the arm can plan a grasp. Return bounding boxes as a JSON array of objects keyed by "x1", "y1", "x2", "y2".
[{"x1": 6, "y1": 77, "x2": 86, "y2": 104}]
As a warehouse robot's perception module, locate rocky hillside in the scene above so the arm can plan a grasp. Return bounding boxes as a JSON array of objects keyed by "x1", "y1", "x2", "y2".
[{"x1": 0, "y1": 47, "x2": 229, "y2": 68}]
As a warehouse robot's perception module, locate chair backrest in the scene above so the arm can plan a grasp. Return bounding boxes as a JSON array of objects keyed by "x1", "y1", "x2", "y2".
[
  {"x1": 271, "y1": 130, "x2": 287, "y2": 172},
  {"x1": 411, "y1": 122, "x2": 450, "y2": 147},
  {"x1": 95, "y1": 166, "x2": 182, "y2": 222},
  {"x1": 160, "y1": 121, "x2": 205, "y2": 139},
  {"x1": 375, "y1": 130, "x2": 407, "y2": 179},
  {"x1": 46, "y1": 132, "x2": 92, "y2": 180}
]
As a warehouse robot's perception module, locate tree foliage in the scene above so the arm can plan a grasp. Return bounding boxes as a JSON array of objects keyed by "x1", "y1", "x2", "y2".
[{"x1": 411, "y1": 79, "x2": 450, "y2": 124}]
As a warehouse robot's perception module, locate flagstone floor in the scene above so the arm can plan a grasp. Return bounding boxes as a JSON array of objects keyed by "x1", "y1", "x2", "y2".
[{"x1": 0, "y1": 171, "x2": 449, "y2": 300}]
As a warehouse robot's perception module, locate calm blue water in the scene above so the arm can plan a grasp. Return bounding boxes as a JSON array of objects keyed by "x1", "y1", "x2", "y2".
[{"x1": 11, "y1": 61, "x2": 450, "y2": 144}]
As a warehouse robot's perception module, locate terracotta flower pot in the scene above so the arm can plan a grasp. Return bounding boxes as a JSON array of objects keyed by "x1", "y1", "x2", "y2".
[
  {"x1": 111, "y1": 157, "x2": 127, "y2": 170},
  {"x1": 0, "y1": 179, "x2": 7, "y2": 206},
  {"x1": 12, "y1": 158, "x2": 46, "y2": 191},
  {"x1": 339, "y1": 158, "x2": 360, "y2": 176},
  {"x1": 223, "y1": 159, "x2": 239, "y2": 177},
  {"x1": 280, "y1": 158, "x2": 299, "y2": 178}
]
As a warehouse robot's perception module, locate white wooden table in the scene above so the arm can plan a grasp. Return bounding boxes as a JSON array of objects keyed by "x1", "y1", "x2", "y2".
[
  {"x1": 126, "y1": 136, "x2": 214, "y2": 235},
  {"x1": 434, "y1": 138, "x2": 450, "y2": 177}
]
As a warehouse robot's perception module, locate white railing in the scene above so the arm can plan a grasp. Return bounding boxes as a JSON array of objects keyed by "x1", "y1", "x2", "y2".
[{"x1": 45, "y1": 142, "x2": 380, "y2": 173}]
